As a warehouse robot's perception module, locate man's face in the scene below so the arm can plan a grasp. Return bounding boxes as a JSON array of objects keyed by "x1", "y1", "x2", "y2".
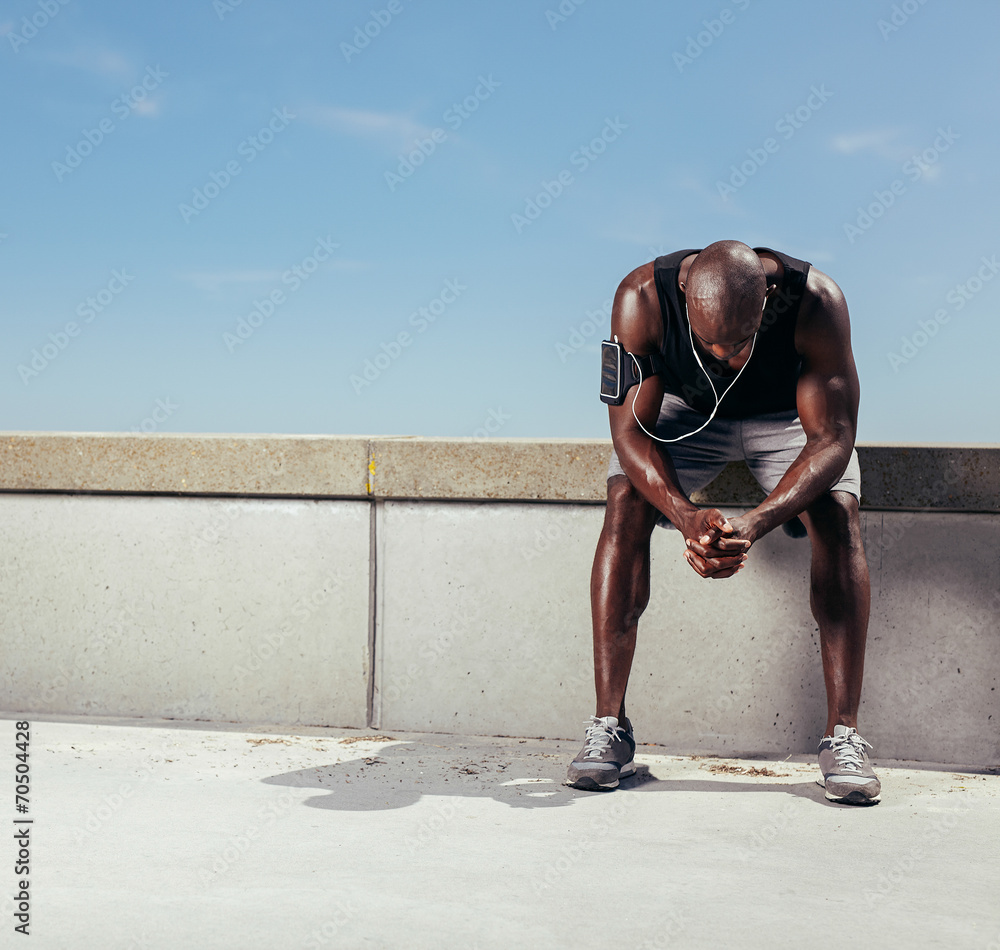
[
  {"x1": 686, "y1": 295, "x2": 768, "y2": 364},
  {"x1": 689, "y1": 324, "x2": 756, "y2": 363}
]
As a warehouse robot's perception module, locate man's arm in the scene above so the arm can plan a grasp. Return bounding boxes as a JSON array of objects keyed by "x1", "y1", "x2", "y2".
[
  {"x1": 697, "y1": 268, "x2": 860, "y2": 560},
  {"x1": 608, "y1": 264, "x2": 749, "y2": 577}
]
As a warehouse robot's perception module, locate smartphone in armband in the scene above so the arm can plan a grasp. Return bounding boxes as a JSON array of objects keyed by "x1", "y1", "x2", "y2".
[
  {"x1": 600, "y1": 340, "x2": 665, "y2": 406},
  {"x1": 600, "y1": 340, "x2": 624, "y2": 405}
]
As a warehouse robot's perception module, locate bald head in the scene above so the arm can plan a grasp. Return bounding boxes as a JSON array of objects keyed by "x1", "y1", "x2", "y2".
[{"x1": 685, "y1": 240, "x2": 767, "y2": 340}]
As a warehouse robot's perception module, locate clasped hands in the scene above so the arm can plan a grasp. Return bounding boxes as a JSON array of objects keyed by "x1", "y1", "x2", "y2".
[{"x1": 680, "y1": 509, "x2": 755, "y2": 579}]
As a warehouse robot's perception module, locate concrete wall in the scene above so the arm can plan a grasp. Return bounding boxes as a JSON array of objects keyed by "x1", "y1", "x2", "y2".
[
  {"x1": 372, "y1": 501, "x2": 1000, "y2": 764},
  {"x1": 2, "y1": 434, "x2": 998, "y2": 764},
  {"x1": 2, "y1": 494, "x2": 370, "y2": 727}
]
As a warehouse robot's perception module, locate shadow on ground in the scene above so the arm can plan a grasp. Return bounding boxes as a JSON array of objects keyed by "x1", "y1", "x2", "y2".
[{"x1": 261, "y1": 735, "x2": 836, "y2": 811}]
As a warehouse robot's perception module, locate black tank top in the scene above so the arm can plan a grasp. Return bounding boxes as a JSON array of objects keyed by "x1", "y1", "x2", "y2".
[{"x1": 652, "y1": 247, "x2": 811, "y2": 419}]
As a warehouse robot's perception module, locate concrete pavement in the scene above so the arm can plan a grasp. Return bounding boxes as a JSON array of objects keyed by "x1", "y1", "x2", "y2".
[{"x1": 5, "y1": 715, "x2": 999, "y2": 949}]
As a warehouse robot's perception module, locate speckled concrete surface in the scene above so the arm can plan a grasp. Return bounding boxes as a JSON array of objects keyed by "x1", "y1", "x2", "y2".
[
  {"x1": 1, "y1": 432, "x2": 997, "y2": 508},
  {"x1": 368, "y1": 436, "x2": 611, "y2": 501},
  {"x1": 0, "y1": 433, "x2": 370, "y2": 496},
  {"x1": 4, "y1": 716, "x2": 999, "y2": 950}
]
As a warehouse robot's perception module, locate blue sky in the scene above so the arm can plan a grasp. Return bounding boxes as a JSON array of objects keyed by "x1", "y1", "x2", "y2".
[{"x1": 3, "y1": 0, "x2": 998, "y2": 443}]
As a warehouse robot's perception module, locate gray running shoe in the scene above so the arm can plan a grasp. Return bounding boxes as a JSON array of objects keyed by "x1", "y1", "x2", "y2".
[
  {"x1": 817, "y1": 725, "x2": 881, "y2": 805},
  {"x1": 566, "y1": 716, "x2": 636, "y2": 790}
]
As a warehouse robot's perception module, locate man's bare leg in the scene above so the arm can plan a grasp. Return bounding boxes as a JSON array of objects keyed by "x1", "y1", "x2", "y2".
[
  {"x1": 566, "y1": 476, "x2": 660, "y2": 789},
  {"x1": 801, "y1": 490, "x2": 872, "y2": 735},
  {"x1": 591, "y1": 476, "x2": 661, "y2": 720}
]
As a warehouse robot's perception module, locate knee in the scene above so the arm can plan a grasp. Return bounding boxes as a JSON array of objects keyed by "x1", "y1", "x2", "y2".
[
  {"x1": 603, "y1": 477, "x2": 656, "y2": 543},
  {"x1": 806, "y1": 491, "x2": 861, "y2": 547}
]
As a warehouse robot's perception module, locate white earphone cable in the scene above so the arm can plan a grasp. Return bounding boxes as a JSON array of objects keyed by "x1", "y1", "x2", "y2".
[{"x1": 629, "y1": 300, "x2": 759, "y2": 444}]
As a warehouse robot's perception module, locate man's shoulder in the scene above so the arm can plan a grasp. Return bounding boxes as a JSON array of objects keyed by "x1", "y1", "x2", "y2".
[
  {"x1": 616, "y1": 248, "x2": 694, "y2": 298},
  {"x1": 615, "y1": 261, "x2": 657, "y2": 303},
  {"x1": 801, "y1": 266, "x2": 846, "y2": 317},
  {"x1": 617, "y1": 261, "x2": 656, "y2": 296},
  {"x1": 612, "y1": 262, "x2": 663, "y2": 349},
  {"x1": 794, "y1": 265, "x2": 853, "y2": 358}
]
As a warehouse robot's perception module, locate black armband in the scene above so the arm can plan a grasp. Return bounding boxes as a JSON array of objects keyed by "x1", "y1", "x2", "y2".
[{"x1": 600, "y1": 339, "x2": 666, "y2": 405}]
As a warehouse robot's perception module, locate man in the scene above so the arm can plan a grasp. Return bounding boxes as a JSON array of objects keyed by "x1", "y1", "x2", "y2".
[{"x1": 567, "y1": 240, "x2": 880, "y2": 805}]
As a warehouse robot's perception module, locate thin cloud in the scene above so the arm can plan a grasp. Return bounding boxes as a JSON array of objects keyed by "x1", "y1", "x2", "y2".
[
  {"x1": 804, "y1": 250, "x2": 835, "y2": 264},
  {"x1": 35, "y1": 45, "x2": 134, "y2": 78},
  {"x1": 326, "y1": 258, "x2": 370, "y2": 272},
  {"x1": 180, "y1": 259, "x2": 365, "y2": 295},
  {"x1": 831, "y1": 128, "x2": 909, "y2": 161},
  {"x1": 832, "y1": 127, "x2": 946, "y2": 181},
  {"x1": 299, "y1": 104, "x2": 436, "y2": 152},
  {"x1": 678, "y1": 174, "x2": 748, "y2": 218},
  {"x1": 180, "y1": 270, "x2": 284, "y2": 294},
  {"x1": 132, "y1": 98, "x2": 161, "y2": 118}
]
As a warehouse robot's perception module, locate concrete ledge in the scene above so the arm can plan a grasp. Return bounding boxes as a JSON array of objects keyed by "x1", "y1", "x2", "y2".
[
  {"x1": 0, "y1": 432, "x2": 370, "y2": 497},
  {"x1": 857, "y1": 444, "x2": 1000, "y2": 510},
  {"x1": 2, "y1": 432, "x2": 998, "y2": 510},
  {"x1": 369, "y1": 437, "x2": 611, "y2": 501}
]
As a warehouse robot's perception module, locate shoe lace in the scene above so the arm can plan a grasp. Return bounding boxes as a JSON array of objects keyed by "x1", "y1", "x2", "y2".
[
  {"x1": 830, "y1": 730, "x2": 872, "y2": 772},
  {"x1": 582, "y1": 717, "x2": 624, "y2": 760}
]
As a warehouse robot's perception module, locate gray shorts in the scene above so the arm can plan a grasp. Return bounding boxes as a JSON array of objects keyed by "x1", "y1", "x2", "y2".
[{"x1": 608, "y1": 392, "x2": 861, "y2": 524}]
